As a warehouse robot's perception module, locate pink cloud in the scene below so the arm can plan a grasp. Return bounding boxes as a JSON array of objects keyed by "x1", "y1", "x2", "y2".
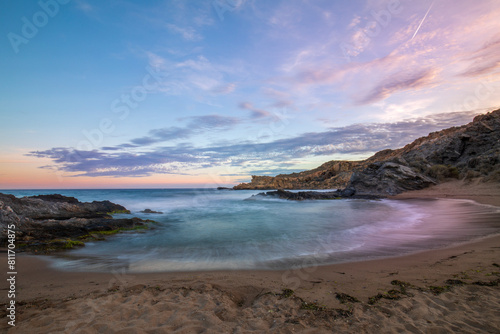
[
  {"x1": 460, "y1": 36, "x2": 500, "y2": 77},
  {"x1": 238, "y1": 102, "x2": 272, "y2": 119},
  {"x1": 356, "y1": 68, "x2": 439, "y2": 105}
]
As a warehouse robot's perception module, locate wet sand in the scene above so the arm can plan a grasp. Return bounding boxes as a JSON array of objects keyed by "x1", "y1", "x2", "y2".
[{"x1": 2, "y1": 180, "x2": 500, "y2": 333}]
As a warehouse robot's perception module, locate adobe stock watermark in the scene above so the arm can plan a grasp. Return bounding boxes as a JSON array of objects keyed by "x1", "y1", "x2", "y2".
[
  {"x1": 281, "y1": 231, "x2": 338, "y2": 290},
  {"x1": 52, "y1": 64, "x2": 167, "y2": 182},
  {"x1": 212, "y1": 0, "x2": 248, "y2": 21},
  {"x1": 77, "y1": 64, "x2": 165, "y2": 152},
  {"x1": 340, "y1": 0, "x2": 402, "y2": 62},
  {"x1": 450, "y1": 75, "x2": 497, "y2": 113},
  {"x1": 7, "y1": 0, "x2": 71, "y2": 54}
]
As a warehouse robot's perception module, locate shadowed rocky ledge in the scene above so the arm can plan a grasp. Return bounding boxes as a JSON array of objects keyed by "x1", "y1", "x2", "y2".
[
  {"x1": 0, "y1": 193, "x2": 154, "y2": 253},
  {"x1": 246, "y1": 189, "x2": 381, "y2": 201}
]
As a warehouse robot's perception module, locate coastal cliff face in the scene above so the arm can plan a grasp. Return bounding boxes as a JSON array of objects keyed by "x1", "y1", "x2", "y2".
[
  {"x1": 234, "y1": 109, "x2": 500, "y2": 195},
  {"x1": 234, "y1": 161, "x2": 362, "y2": 190}
]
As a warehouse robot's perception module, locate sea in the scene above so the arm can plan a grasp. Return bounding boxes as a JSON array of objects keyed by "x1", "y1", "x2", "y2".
[{"x1": 4, "y1": 189, "x2": 500, "y2": 273}]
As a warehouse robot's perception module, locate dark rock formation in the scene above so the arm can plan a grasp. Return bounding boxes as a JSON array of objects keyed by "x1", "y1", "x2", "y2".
[
  {"x1": 246, "y1": 189, "x2": 381, "y2": 201},
  {"x1": 0, "y1": 193, "x2": 150, "y2": 253},
  {"x1": 29, "y1": 194, "x2": 80, "y2": 203},
  {"x1": 0, "y1": 193, "x2": 129, "y2": 221},
  {"x1": 235, "y1": 108, "x2": 500, "y2": 196},
  {"x1": 348, "y1": 162, "x2": 436, "y2": 196},
  {"x1": 140, "y1": 209, "x2": 164, "y2": 214}
]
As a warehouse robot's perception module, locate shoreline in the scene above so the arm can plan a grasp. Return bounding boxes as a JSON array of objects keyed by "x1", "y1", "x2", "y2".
[{"x1": 2, "y1": 180, "x2": 500, "y2": 332}]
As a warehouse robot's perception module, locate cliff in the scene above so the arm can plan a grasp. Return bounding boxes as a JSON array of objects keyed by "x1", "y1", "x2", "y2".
[
  {"x1": 234, "y1": 108, "x2": 500, "y2": 196},
  {"x1": 234, "y1": 160, "x2": 361, "y2": 190}
]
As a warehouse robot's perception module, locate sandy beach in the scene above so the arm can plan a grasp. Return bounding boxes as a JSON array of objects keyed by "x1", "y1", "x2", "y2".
[{"x1": 2, "y1": 180, "x2": 500, "y2": 333}]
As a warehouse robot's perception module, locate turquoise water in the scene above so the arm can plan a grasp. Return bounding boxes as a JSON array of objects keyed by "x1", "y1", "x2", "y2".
[{"x1": 4, "y1": 189, "x2": 500, "y2": 272}]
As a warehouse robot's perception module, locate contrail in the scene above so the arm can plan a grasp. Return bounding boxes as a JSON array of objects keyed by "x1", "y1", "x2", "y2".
[{"x1": 411, "y1": 0, "x2": 436, "y2": 40}]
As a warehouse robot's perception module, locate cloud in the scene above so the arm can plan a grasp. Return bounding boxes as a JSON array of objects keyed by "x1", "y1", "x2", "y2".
[
  {"x1": 183, "y1": 115, "x2": 240, "y2": 129},
  {"x1": 239, "y1": 102, "x2": 272, "y2": 119},
  {"x1": 131, "y1": 127, "x2": 193, "y2": 146},
  {"x1": 166, "y1": 23, "x2": 202, "y2": 41},
  {"x1": 127, "y1": 115, "x2": 240, "y2": 147},
  {"x1": 269, "y1": 1, "x2": 500, "y2": 111},
  {"x1": 460, "y1": 36, "x2": 500, "y2": 77},
  {"x1": 347, "y1": 15, "x2": 361, "y2": 30},
  {"x1": 211, "y1": 83, "x2": 236, "y2": 94},
  {"x1": 268, "y1": 2, "x2": 302, "y2": 28},
  {"x1": 356, "y1": 68, "x2": 438, "y2": 105},
  {"x1": 29, "y1": 110, "x2": 480, "y2": 177},
  {"x1": 76, "y1": 0, "x2": 93, "y2": 13},
  {"x1": 144, "y1": 53, "x2": 240, "y2": 99}
]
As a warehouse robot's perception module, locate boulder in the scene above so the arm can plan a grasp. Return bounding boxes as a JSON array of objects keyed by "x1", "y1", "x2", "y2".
[
  {"x1": 348, "y1": 162, "x2": 436, "y2": 196},
  {"x1": 140, "y1": 209, "x2": 163, "y2": 214}
]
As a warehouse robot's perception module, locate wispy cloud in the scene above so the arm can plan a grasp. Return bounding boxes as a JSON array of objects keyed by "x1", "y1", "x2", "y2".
[
  {"x1": 130, "y1": 127, "x2": 193, "y2": 146},
  {"x1": 166, "y1": 23, "x2": 202, "y2": 41},
  {"x1": 356, "y1": 68, "x2": 438, "y2": 105},
  {"x1": 144, "y1": 52, "x2": 242, "y2": 101},
  {"x1": 211, "y1": 83, "x2": 237, "y2": 94},
  {"x1": 267, "y1": 0, "x2": 500, "y2": 111},
  {"x1": 239, "y1": 102, "x2": 272, "y2": 119},
  {"x1": 75, "y1": 0, "x2": 93, "y2": 13},
  {"x1": 127, "y1": 115, "x2": 241, "y2": 147},
  {"x1": 460, "y1": 36, "x2": 500, "y2": 77}
]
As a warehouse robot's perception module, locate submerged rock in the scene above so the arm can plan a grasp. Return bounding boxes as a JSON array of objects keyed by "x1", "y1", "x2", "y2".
[{"x1": 140, "y1": 209, "x2": 164, "y2": 214}]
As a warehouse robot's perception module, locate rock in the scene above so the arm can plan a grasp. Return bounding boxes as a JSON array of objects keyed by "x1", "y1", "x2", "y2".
[
  {"x1": 29, "y1": 194, "x2": 80, "y2": 203},
  {"x1": 140, "y1": 209, "x2": 163, "y2": 214},
  {"x1": 233, "y1": 161, "x2": 362, "y2": 190},
  {"x1": 340, "y1": 187, "x2": 356, "y2": 197},
  {"x1": 246, "y1": 189, "x2": 380, "y2": 201},
  {"x1": 0, "y1": 193, "x2": 150, "y2": 253},
  {"x1": 348, "y1": 162, "x2": 436, "y2": 196},
  {"x1": 0, "y1": 193, "x2": 130, "y2": 221},
  {"x1": 217, "y1": 187, "x2": 233, "y2": 190}
]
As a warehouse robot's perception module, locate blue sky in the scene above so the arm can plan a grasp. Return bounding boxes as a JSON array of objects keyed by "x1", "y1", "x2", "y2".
[{"x1": 1, "y1": 0, "x2": 499, "y2": 188}]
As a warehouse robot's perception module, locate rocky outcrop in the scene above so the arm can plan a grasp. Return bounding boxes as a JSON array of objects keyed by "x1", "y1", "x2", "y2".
[
  {"x1": 0, "y1": 193, "x2": 129, "y2": 221},
  {"x1": 234, "y1": 161, "x2": 362, "y2": 190},
  {"x1": 348, "y1": 162, "x2": 436, "y2": 196},
  {"x1": 246, "y1": 189, "x2": 380, "y2": 201},
  {"x1": 140, "y1": 209, "x2": 164, "y2": 214},
  {"x1": 0, "y1": 193, "x2": 151, "y2": 253},
  {"x1": 235, "y1": 109, "x2": 500, "y2": 196}
]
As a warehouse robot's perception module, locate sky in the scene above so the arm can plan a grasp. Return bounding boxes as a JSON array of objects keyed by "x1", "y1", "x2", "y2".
[{"x1": 1, "y1": 0, "x2": 499, "y2": 189}]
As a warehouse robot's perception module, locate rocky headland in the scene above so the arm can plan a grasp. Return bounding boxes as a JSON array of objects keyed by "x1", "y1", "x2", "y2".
[
  {"x1": 235, "y1": 109, "x2": 500, "y2": 198},
  {"x1": 0, "y1": 193, "x2": 152, "y2": 253}
]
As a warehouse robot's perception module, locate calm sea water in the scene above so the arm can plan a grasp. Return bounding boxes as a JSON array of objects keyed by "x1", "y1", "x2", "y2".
[{"x1": 4, "y1": 189, "x2": 500, "y2": 272}]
